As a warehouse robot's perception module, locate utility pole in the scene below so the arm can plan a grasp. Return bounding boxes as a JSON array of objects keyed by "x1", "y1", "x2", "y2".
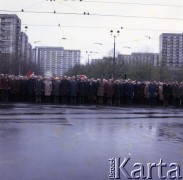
[
  {"x1": 110, "y1": 30, "x2": 120, "y2": 78},
  {"x1": 86, "y1": 51, "x2": 98, "y2": 65}
]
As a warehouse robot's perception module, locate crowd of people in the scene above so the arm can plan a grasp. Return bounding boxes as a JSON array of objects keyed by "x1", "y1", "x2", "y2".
[{"x1": 0, "y1": 73, "x2": 183, "y2": 107}]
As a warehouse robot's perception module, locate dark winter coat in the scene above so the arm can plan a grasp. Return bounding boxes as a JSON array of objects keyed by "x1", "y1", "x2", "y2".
[
  {"x1": 60, "y1": 79, "x2": 70, "y2": 96},
  {"x1": 173, "y1": 84, "x2": 181, "y2": 98},
  {"x1": 52, "y1": 80, "x2": 60, "y2": 96},
  {"x1": 120, "y1": 83, "x2": 126, "y2": 97},
  {"x1": 2, "y1": 76, "x2": 10, "y2": 90},
  {"x1": 10, "y1": 79, "x2": 19, "y2": 94},
  {"x1": 114, "y1": 83, "x2": 121, "y2": 98},
  {"x1": 78, "y1": 81, "x2": 87, "y2": 97},
  {"x1": 28, "y1": 78, "x2": 35, "y2": 95},
  {"x1": 125, "y1": 83, "x2": 134, "y2": 97},
  {"x1": 148, "y1": 83, "x2": 157, "y2": 97},
  {"x1": 133, "y1": 83, "x2": 139, "y2": 98},
  {"x1": 34, "y1": 79, "x2": 43, "y2": 96},
  {"x1": 139, "y1": 83, "x2": 145, "y2": 97},
  {"x1": 0, "y1": 77, "x2": 2, "y2": 89},
  {"x1": 163, "y1": 84, "x2": 171, "y2": 97},
  {"x1": 87, "y1": 81, "x2": 97, "y2": 98},
  {"x1": 70, "y1": 80, "x2": 78, "y2": 97},
  {"x1": 19, "y1": 79, "x2": 28, "y2": 96}
]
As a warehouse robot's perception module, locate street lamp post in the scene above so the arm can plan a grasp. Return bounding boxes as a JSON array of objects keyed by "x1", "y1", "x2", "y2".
[
  {"x1": 110, "y1": 30, "x2": 120, "y2": 78},
  {"x1": 86, "y1": 51, "x2": 98, "y2": 65}
]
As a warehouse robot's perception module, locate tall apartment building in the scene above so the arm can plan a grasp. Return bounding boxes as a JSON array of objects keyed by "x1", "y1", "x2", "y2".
[
  {"x1": 35, "y1": 46, "x2": 80, "y2": 76},
  {"x1": 20, "y1": 32, "x2": 28, "y2": 63},
  {"x1": 32, "y1": 48, "x2": 36, "y2": 63},
  {"x1": 27, "y1": 43, "x2": 32, "y2": 63},
  {"x1": 118, "y1": 52, "x2": 159, "y2": 66},
  {"x1": 160, "y1": 33, "x2": 183, "y2": 67},
  {"x1": 0, "y1": 14, "x2": 21, "y2": 55}
]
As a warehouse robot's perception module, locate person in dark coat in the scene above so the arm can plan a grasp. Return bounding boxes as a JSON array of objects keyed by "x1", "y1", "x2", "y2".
[
  {"x1": 120, "y1": 81, "x2": 126, "y2": 105},
  {"x1": 52, "y1": 77, "x2": 61, "y2": 103},
  {"x1": 34, "y1": 76, "x2": 43, "y2": 103},
  {"x1": 0, "y1": 74, "x2": 3, "y2": 102},
  {"x1": 18, "y1": 76, "x2": 28, "y2": 102},
  {"x1": 139, "y1": 82, "x2": 145, "y2": 105},
  {"x1": 28, "y1": 75, "x2": 36, "y2": 102},
  {"x1": 105, "y1": 79, "x2": 114, "y2": 106},
  {"x1": 163, "y1": 81, "x2": 171, "y2": 106},
  {"x1": 172, "y1": 82, "x2": 181, "y2": 107},
  {"x1": 78, "y1": 78, "x2": 87, "y2": 104},
  {"x1": 133, "y1": 81, "x2": 139, "y2": 104},
  {"x1": 87, "y1": 79, "x2": 97, "y2": 104},
  {"x1": 148, "y1": 81, "x2": 157, "y2": 106},
  {"x1": 60, "y1": 77, "x2": 70, "y2": 104},
  {"x1": 168, "y1": 82, "x2": 174, "y2": 106},
  {"x1": 70, "y1": 77, "x2": 78, "y2": 104},
  {"x1": 125, "y1": 80, "x2": 134, "y2": 105},
  {"x1": 180, "y1": 82, "x2": 183, "y2": 106},
  {"x1": 9, "y1": 76, "x2": 19, "y2": 102},
  {"x1": 114, "y1": 80, "x2": 121, "y2": 106}
]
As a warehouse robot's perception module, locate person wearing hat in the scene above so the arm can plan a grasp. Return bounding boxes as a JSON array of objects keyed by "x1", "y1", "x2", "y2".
[{"x1": 34, "y1": 76, "x2": 43, "y2": 103}]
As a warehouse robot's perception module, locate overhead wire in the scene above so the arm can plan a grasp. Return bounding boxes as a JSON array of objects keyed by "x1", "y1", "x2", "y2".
[
  {"x1": 56, "y1": 0, "x2": 108, "y2": 35},
  {"x1": 50, "y1": 0, "x2": 61, "y2": 26},
  {"x1": 60, "y1": 0, "x2": 136, "y2": 27},
  {"x1": 20, "y1": 23, "x2": 182, "y2": 33},
  {"x1": 65, "y1": 0, "x2": 183, "y2": 28},
  {"x1": 80, "y1": 0, "x2": 183, "y2": 8},
  {"x1": 1, "y1": 1, "x2": 181, "y2": 54},
  {"x1": 1, "y1": 9, "x2": 183, "y2": 22},
  {"x1": 77, "y1": 0, "x2": 112, "y2": 34}
]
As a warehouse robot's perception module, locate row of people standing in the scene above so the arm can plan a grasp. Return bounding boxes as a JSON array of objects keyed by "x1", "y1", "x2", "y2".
[{"x1": 0, "y1": 74, "x2": 183, "y2": 107}]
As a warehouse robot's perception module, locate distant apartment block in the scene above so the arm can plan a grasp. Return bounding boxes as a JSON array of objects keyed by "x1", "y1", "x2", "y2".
[
  {"x1": 0, "y1": 14, "x2": 21, "y2": 55},
  {"x1": 91, "y1": 59, "x2": 103, "y2": 64},
  {"x1": 27, "y1": 43, "x2": 32, "y2": 63},
  {"x1": 160, "y1": 33, "x2": 183, "y2": 67},
  {"x1": 118, "y1": 52, "x2": 159, "y2": 66},
  {"x1": 31, "y1": 48, "x2": 36, "y2": 63},
  {"x1": 0, "y1": 14, "x2": 33, "y2": 67},
  {"x1": 91, "y1": 53, "x2": 159, "y2": 66},
  {"x1": 35, "y1": 46, "x2": 80, "y2": 76},
  {"x1": 20, "y1": 32, "x2": 28, "y2": 62}
]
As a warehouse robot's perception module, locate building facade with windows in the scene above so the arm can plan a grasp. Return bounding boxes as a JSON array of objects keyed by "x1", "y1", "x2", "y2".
[
  {"x1": 35, "y1": 46, "x2": 80, "y2": 76},
  {"x1": 0, "y1": 14, "x2": 21, "y2": 55},
  {"x1": 27, "y1": 43, "x2": 32, "y2": 63},
  {"x1": 118, "y1": 52, "x2": 159, "y2": 66},
  {"x1": 160, "y1": 33, "x2": 183, "y2": 67},
  {"x1": 20, "y1": 32, "x2": 28, "y2": 63}
]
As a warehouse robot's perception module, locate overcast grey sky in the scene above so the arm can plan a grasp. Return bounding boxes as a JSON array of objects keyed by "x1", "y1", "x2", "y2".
[{"x1": 1, "y1": 0, "x2": 183, "y2": 63}]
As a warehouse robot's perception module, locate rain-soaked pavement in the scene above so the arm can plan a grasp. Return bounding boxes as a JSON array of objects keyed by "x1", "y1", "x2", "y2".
[{"x1": 0, "y1": 104, "x2": 183, "y2": 180}]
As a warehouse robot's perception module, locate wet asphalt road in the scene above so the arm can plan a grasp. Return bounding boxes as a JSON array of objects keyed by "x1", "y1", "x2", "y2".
[{"x1": 0, "y1": 104, "x2": 183, "y2": 180}]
